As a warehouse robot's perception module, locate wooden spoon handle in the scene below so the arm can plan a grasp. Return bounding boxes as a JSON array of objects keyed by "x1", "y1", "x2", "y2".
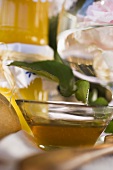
[{"x1": 20, "y1": 142, "x2": 113, "y2": 170}]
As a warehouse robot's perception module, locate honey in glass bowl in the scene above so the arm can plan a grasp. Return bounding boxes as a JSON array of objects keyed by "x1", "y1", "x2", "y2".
[
  {"x1": 0, "y1": 0, "x2": 49, "y2": 45},
  {"x1": 16, "y1": 100, "x2": 113, "y2": 150}
]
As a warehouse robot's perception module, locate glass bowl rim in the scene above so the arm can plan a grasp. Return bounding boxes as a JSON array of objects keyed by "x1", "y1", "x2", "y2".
[
  {"x1": 63, "y1": 10, "x2": 77, "y2": 20},
  {"x1": 60, "y1": 9, "x2": 113, "y2": 29},
  {"x1": 60, "y1": 0, "x2": 113, "y2": 31},
  {"x1": 16, "y1": 99, "x2": 113, "y2": 109}
]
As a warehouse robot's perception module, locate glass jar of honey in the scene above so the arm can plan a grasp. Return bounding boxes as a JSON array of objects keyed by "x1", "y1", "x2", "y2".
[{"x1": 0, "y1": 0, "x2": 49, "y2": 45}]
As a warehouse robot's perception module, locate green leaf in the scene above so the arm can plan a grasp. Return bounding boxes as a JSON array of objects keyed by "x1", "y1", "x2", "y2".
[
  {"x1": 105, "y1": 119, "x2": 113, "y2": 133},
  {"x1": 9, "y1": 60, "x2": 76, "y2": 97},
  {"x1": 75, "y1": 80, "x2": 90, "y2": 104},
  {"x1": 54, "y1": 51, "x2": 64, "y2": 64},
  {"x1": 89, "y1": 97, "x2": 108, "y2": 106},
  {"x1": 49, "y1": 16, "x2": 58, "y2": 52}
]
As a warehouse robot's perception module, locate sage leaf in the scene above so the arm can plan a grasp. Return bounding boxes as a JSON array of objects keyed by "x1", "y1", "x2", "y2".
[
  {"x1": 105, "y1": 119, "x2": 113, "y2": 134},
  {"x1": 9, "y1": 60, "x2": 75, "y2": 97}
]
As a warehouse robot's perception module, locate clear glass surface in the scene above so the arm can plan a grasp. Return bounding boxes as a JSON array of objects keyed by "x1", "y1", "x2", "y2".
[
  {"x1": 57, "y1": 0, "x2": 113, "y2": 105},
  {"x1": 57, "y1": 24, "x2": 113, "y2": 105},
  {"x1": 16, "y1": 100, "x2": 113, "y2": 150},
  {"x1": 57, "y1": 0, "x2": 101, "y2": 35}
]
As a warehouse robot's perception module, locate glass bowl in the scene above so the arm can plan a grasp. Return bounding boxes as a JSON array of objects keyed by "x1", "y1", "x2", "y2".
[{"x1": 16, "y1": 100, "x2": 113, "y2": 150}]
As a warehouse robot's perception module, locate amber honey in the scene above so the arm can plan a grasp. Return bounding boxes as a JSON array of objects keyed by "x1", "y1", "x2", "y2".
[
  {"x1": 0, "y1": 0, "x2": 49, "y2": 45},
  {"x1": 30, "y1": 123, "x2": 105, "y2": 150}
]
